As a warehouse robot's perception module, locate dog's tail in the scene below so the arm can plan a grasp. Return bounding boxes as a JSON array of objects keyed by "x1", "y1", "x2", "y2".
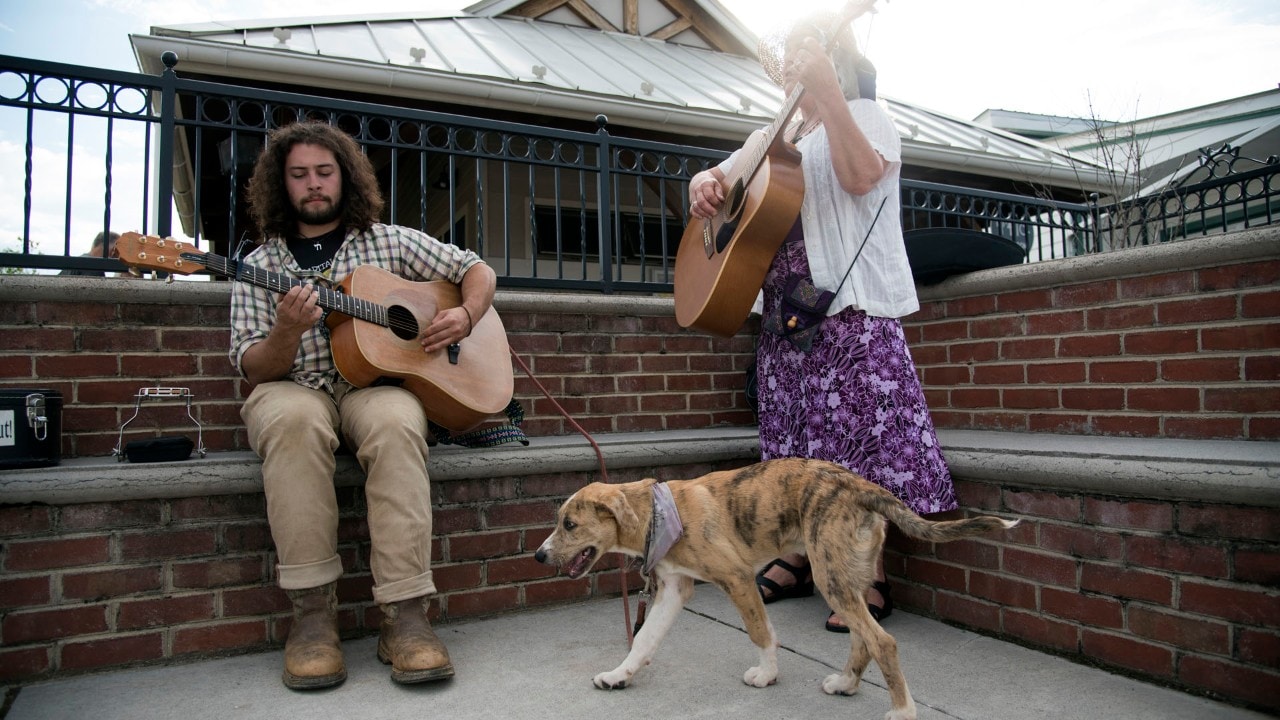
[{"x1": 858, "y1": 484, "x2": 1018, "y2": 542}]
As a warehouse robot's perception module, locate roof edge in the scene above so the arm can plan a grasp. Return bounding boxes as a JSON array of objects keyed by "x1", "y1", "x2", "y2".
[
  {"x1": 129, "y1": 32, "x2": 1109, "y2": 190},
  {"x1": 151, "y1": 10, "x2": 463, "y2": 36},
  {"x1": 130, "y1": 34, "x2": 765, "y2": 141}
]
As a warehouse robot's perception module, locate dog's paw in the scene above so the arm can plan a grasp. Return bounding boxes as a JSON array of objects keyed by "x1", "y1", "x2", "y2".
[
  {"x1": 884, "y1": 708, "x2": 917, "y2": 720},
  {"x1": 592, "y1": 670, "x2": 631, "y2": 690},
  {"x1": 742, "y1": 666, "x2": 777, "y2": 688},
  {"x1": 821, "y1": 672, "x2": 859, "y2": 696}
]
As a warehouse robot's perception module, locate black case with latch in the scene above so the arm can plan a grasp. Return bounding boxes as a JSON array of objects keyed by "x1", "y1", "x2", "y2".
[{"x1": 0, "y1": 388, "x2": 63, "y2": 469}]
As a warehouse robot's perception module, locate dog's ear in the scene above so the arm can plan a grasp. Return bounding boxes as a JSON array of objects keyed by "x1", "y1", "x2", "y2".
[{"x1": 597, "y1": 490, "x2": 641, "y2": 535}]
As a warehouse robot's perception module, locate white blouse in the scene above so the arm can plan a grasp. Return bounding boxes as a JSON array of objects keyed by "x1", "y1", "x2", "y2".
[{"x1": 718, "y1": 98, "x2": 918, "y2": 320}]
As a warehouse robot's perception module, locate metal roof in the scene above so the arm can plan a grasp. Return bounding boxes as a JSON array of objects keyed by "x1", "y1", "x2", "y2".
[
  {"x1": 1045, "y1": 88, "x2": 1280, "y2": 196},
  {"x1": 133, "y1": 6, "x2": 1112, "y2": 190},
  {"x1": 973, "y1": 108, "x2": 1114, "y2": 140}
]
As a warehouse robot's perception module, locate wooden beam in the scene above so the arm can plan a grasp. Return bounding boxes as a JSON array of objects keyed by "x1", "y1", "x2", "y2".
[
  {"x1": 506, "y1": 0, "x2": 750, "y2": 54},
  {"x1": 506, "y1": 0, "x2": 572, "y2": 19},
  {"x1": 567, "y1": 0, "x2": 620, "y2": 32},
  {"x1": 655, "y1": 0, "x2": 753, "y2": 55},
  {"x1": 624, "y1": 0, "x2": 639, "y2": 35},
  {"x1": 648, "y1": 17, "x2": 693, "y2": 41}
]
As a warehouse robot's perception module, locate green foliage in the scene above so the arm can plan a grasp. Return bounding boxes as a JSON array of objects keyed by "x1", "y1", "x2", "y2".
[{"x1": 1, "y1": 236, "x2": 40, "y2": 275}]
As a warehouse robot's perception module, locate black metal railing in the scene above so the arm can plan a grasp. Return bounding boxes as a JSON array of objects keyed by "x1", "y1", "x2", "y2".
[
  {"x1": 0, "y1": 52, "x2": 726, "y2": 289},
  {"x1": 1092, "y1": 144, "x2": 1280, "y2": 250},
  {"x1": 899, "y1": 180, "x2": 1094, "y2": 263},
  {"x1": 1, "y1": 53, "x2": 1275, "y2": 286}
]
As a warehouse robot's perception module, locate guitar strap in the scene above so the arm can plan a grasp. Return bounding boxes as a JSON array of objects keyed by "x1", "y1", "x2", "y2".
[
  {"x1": 762, "y1": 194, "x2": 888, "y2": 351},
  {"x1": 830, "y1": 193, "x2": 888, "y2": 299}
]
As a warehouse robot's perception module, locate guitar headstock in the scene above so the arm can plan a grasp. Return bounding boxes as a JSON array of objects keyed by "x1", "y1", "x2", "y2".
[
  {"x1": 115, "y1": 232, "x2": 205, "y2": 275},
  {"x1": 842, "y1": 0, "x2": 880, "y2": 20},
  {"x1": 828, "y1": 0, "x2": 880, "y2": 46}
]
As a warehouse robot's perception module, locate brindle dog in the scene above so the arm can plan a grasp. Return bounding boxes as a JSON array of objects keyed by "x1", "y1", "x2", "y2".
[{"x1": 534, "y1": 458, "x2": 1018, "y2": 720}]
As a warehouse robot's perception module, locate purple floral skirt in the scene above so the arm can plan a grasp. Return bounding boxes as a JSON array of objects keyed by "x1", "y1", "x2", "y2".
[{"x1": 757, "y1": 224, "x2": 958, "y2": 515}]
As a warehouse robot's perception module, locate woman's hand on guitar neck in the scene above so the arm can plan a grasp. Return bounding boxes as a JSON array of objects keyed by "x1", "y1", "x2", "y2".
[
  {"x1": 787, "y1": 36, "x2": 843, "y2": 107},
  {"x1": 689, "y1": 168, "x2": 725, "y2": 219}
]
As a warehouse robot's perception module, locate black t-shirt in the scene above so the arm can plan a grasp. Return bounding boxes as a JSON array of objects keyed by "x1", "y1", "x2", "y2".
[{"x1": 287, "y1": 227, "x2": 346, "y2": 274}]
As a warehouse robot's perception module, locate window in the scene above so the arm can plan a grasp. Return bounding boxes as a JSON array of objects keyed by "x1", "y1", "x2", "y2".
[{"x1": 532, "y1": 207, "x2": 682, "y2": 261}]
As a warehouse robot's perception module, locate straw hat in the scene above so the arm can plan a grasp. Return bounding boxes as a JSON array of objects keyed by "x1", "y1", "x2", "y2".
[{"x1": 756, "y1": 10, "x2": 876, "y2": 100}]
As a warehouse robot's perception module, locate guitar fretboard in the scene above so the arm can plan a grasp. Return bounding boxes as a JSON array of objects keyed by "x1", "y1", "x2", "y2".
[
  {"x1": 735, "y1": 88, "x2": 805, "y2": 183},
  {"x1": 724, "y1": 0, "x2": 875, "y2": 192},
  {"x1": 192, "y1": 252, "x2": 390, "y2": 329}
]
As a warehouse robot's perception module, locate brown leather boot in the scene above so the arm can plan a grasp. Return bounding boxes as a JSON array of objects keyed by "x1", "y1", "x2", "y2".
[
  {"x1": 377, "y1": 596, "x2": 454, "y2": 684},
  {"x1": 282, "y1": 582, "x2": 346, "y2": 690}
]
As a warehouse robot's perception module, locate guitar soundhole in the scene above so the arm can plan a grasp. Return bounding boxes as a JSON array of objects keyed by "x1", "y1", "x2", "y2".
[
  {"x1": 725, "y1": 180, "x2": 745, "y2": 219},
  {"x1": 715, "y1": 218, "x2": 739, "y2": 254},
  {"x1": 387, "y1": 305, "x2": 419, "y2": 341},
  {"x1": 714, "y1": 179, "x2": 745, "y2": 254}
]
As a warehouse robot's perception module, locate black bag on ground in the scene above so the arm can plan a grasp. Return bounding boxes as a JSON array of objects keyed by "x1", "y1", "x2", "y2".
[{"x1": 124, "y1": 436, "x2": 194, "y2": 463}]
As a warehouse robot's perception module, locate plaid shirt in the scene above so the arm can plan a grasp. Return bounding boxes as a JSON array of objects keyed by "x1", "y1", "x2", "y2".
[{"x1": 229, "y1": 223, "x2": 483, "y2": 392}]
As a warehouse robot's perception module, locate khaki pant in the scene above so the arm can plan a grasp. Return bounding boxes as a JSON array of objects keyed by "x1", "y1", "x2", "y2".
[{"x1": 242, "y1": 380, "x2": 436, "y2": 604}]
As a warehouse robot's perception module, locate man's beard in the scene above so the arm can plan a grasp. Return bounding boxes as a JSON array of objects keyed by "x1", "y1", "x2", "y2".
[{"x1": 295, "y1": 196, "x2": 342, "y2": 226}]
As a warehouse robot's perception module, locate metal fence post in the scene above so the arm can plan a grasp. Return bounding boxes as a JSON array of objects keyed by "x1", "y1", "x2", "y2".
[
  {"x1": 154, "y1": 51, "x2": 179, "y2": 238},
  {"x1": 595, "y1": 114, "x2": 613, "y2": 294},
  {"x1": 1088, "y1": 192, "x2": 1102, "y2": 253}
]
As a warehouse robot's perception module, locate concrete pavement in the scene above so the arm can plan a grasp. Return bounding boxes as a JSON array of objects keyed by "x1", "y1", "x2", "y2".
[{"x1": 6, "y1": 590, "x2": 1266, "y2": 720}]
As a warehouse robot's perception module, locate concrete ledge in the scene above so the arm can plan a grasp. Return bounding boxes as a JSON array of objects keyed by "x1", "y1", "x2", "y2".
[
  {"x1": 11, "y1": 227, "x2": 1277, "y2": 314},
  {"x1": 0, "y1": 427, "x2": 760, "y2": 505},
  {"x1": 4, "y1": 427, "x2": 1277, "y2": 508},
  {"x1": 938, "y1": 429, "x2": 1280, "y2": 508},
  {"x1": 917, "y1": 225, "x2": 1280, "y2": 302},
  {"x1": 0, "y1": 275, "x2": 676, "y2": 316}
]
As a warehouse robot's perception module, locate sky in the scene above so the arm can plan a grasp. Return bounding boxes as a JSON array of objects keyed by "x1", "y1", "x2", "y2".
[{"x1": 1, "y1": 0, "x2": 1277, "y2": 255}]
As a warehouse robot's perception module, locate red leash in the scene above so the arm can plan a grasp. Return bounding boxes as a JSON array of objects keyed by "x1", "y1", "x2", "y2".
[{"x1": 508, "y1": 348, "x2": 640, "y2": 647}]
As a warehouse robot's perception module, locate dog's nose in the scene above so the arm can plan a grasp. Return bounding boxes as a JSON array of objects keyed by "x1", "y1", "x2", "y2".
[{"x1": 534, "y1": 548, "x2": 548, "y2": 564}]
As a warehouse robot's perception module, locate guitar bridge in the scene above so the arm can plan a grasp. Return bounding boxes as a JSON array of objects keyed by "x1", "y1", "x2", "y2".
[{"x1": 447, "y1": 343, "x2": 461, "y2": 365}]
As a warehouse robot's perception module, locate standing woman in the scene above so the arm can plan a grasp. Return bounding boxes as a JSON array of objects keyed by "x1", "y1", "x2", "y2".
[{"x1": 687, "y1": 13, "x2": 958, "y2": 631}]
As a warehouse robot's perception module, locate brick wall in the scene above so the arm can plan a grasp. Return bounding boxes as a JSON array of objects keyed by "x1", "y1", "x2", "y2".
[
  {"x1": 905, "y1": 236, "x2": 1280, "y2": 441},
  {"x1": 507, "y1": 308, "x2": 757, "y2": 437},
  {"x1": 4, "y1": 459, "x2": 1274, "y2": 711},
  {"x1": 885, "y1": 482, "x2": 1280, "y2": 713},
  {"x1": 885, "y1": 229, "x2": 1280, "y2": 712},
  {"x1": 0, "y1": 458, "x2": 739, "y2": 682},
  {"x1": 1, "y1": 229, "x2": 1275, "y2": 456},
  {"x1": 2, "y1": 228, "x2": 1277, "y2": 710},
  {"x1": 0, "y1": 284, "x2": 756, "y2": 458}
]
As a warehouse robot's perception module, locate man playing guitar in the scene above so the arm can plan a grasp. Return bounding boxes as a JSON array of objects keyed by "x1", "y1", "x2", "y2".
[{"x1": 230, "y1": 120, "x2": 496, "y2": 690}]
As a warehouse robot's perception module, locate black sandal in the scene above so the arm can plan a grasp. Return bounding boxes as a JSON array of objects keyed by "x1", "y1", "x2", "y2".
[
  {"x1": 824, "y1": 581, "x2": 893, "y2": 633},
  {"x1": 867, "y1": 580, "x2": 893, "y2": 623},
  {"x1": 755, "y1": 558, "x2": 815, "y2": 605}
]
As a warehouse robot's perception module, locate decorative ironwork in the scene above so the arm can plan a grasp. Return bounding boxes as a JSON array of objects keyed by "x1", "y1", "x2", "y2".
[
  {"x1": 900, "y1": 180, "x2": 1094, "y2": 262},
  {"x1": 1, "y1": 53, "x2": 1274, "y2": 285},
  {"x1": 1178, "y1": 144, "x2": 1278, "y2": 186},
  {"x1": 1095, "y1": 144, "x2": 1280, "y2": 247}
]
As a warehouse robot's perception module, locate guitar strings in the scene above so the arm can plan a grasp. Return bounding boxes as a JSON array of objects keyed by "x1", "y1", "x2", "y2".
[{"x1": 204, "y1": 251, "x2": 425, "y2": 336}]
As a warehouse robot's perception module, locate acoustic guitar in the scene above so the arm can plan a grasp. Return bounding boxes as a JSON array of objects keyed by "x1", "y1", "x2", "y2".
[
  {"x1": 673, "y1": 0, "x2": 879, "y2": 337},
  {"x1": 114, "y1": 232, "x2": 514, "y2": 432}
]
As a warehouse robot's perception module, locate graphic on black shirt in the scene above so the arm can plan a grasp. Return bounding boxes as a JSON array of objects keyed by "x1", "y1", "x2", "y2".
[{"x1": 288, "y1": 227, "x2": 345, "y2": 274}]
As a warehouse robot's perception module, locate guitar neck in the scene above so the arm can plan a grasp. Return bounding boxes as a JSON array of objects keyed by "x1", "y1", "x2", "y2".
[
  {"x1": 751, "y1": 88, "x2": 806, "y2": 170},
  {"x1": 727, "y1": 0, "x2": 877, "y2": 188},
  {"x1": 193, "y1": 251, "x2": 388, "y2": 327},
  {"x1": 721, "y1": 88, "x2": 802, "y2": 192}
]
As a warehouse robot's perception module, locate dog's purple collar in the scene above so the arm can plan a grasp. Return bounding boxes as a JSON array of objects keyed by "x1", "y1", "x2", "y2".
[{"x1": 642, "y1": 482, "x2": 684, "y2": 574}]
